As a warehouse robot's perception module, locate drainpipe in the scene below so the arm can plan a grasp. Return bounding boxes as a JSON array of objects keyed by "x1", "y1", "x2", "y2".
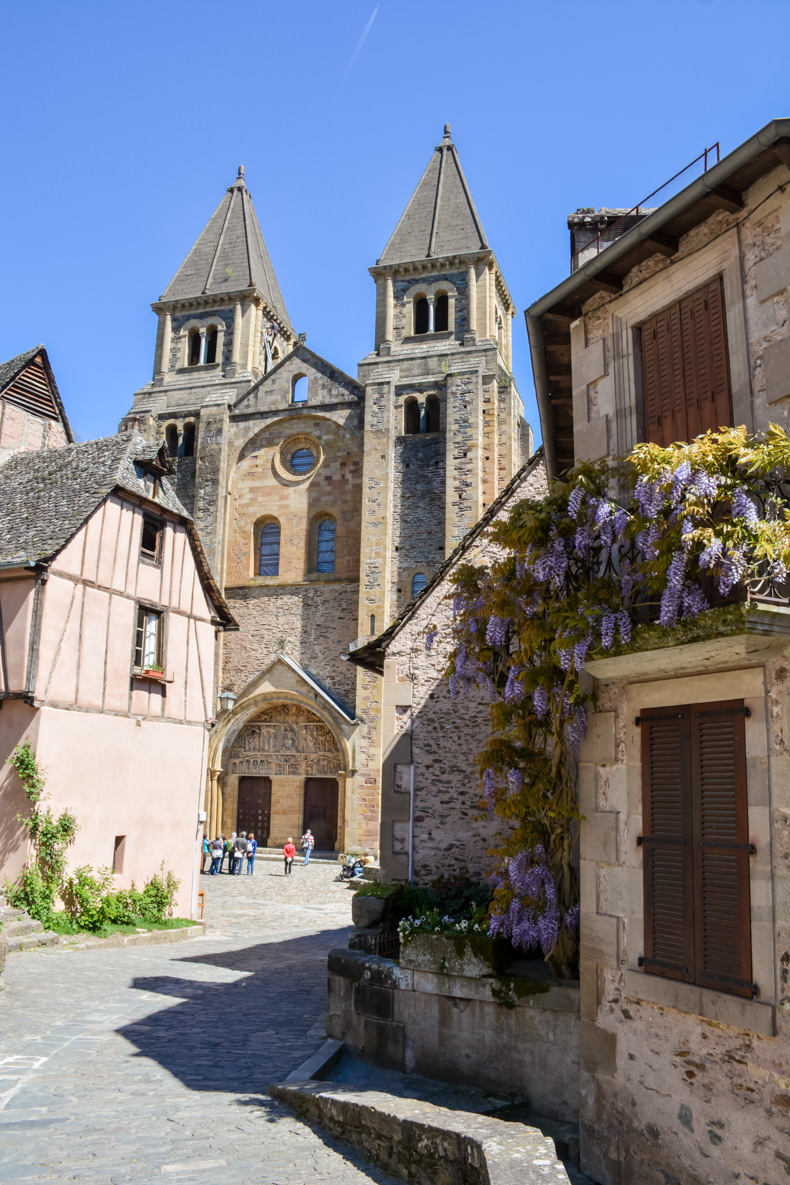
[
  {"x1": 408, "y1": 762, "x2": 415, "y2": 883},
  {"x1": 525, "y1": 312, "x2": 558, "y2": 483}
]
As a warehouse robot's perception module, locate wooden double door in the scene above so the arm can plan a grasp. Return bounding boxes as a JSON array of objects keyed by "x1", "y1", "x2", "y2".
[
  {"x1": 237, "y1": 777, "x2": 271, "y2": 845},
  {"x1": 302, "y1": 778, "x2": 339, "y2": 850}
]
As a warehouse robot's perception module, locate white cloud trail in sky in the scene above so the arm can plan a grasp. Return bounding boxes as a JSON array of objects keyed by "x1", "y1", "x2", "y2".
[{"x1": 342, "y1": 3, "x2": 380, "y2": 83}]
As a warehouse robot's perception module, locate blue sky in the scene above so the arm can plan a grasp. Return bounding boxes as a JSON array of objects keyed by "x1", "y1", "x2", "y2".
[{"x1": 2, "y1": 0, "x2": 789, "y2": 444}]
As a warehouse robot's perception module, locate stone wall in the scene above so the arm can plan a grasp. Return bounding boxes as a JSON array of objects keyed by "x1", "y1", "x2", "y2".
[
  {"x1": 327, "y1": 948, "x2": 580, "y2": 1124},
  {"x1": 0, "y1": 399, "x2": 69, "y2": 462},
  {"x1": 577, "y1": 643, "x2": 790, "y2": 1185},
  {"x1": 222, "y1": 580, "x2": 360, "y2": 709},
  {"x1": 376, "y1": 456, "x2": 547, "y2": 884},
  {"x1": 392, "y1": 433, "x2": 446, "y2": 610}
]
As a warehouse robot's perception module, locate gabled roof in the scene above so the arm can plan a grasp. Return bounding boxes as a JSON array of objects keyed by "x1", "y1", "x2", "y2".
[
  {"x1": 231, "y1": 342, "x2": 362, "y2": 414},
  {"x1": 0, "y1": 431, "x2": 235, "y2": 626},
  {"x1": 377, "y1": 125, "x2": 489, "y2": 266},
  {"x1": 0, "y1": 346, "x2": 74, "y2": 441},
  {"x1": 346, "y1": 449, "x2": 546, "y2": 674},
  {"x1": 162, "y1": 168, "x2": 291, "y2": 327}
]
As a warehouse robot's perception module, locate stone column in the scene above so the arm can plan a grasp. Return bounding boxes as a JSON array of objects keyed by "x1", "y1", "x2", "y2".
[
  {"x1": 488, "y1": 263, "x2": 496, "y2": 340},
  {"x1": 231, "y1": 301, "x2": 242, "y2": 365},
  {"x1": 467, "y1": 263, "x2": 477, "y2": 338},
  {"x1": 427, "y1": 295, "x2": 435, "y2": 334},
  {"x1": 384, "y1": 273, "x2": 394, "y2": 343},
  {"x1": 198, "y1": 327, "x2": 207, "y2": 365},
  {"x1": 158, "y1": 311, "x2": 172, "y2": 377},
  {"x1": 507, "y1": 311, "x2": 513, "y2": 369},
  {"x1": 252, "y1": 303, "x2": 263, "y2": 374}
]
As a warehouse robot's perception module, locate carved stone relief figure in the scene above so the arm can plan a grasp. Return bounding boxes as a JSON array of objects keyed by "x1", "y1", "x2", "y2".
[{"x1": 227, "y1": 704, "x2": 342, "y2": 776}]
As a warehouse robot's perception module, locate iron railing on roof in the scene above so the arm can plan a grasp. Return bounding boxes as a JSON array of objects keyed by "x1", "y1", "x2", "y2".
[{"x1": 570, "y1": 143, "x2": 721, "y2": 273}]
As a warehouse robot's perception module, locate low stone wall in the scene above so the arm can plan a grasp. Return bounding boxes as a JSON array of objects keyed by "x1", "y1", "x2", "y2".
[
  {"x1": 269, "y1": 1079, "x2": 571, "y2": 1185},
  {"x1": 327, "y1": 949, "x2": 581, "y2": 1124}
]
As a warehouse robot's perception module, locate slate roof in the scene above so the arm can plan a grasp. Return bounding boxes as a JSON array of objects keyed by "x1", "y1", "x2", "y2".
[
  {"x1": 162, "y1": 168, "x2": 291, "y2": 327},
  {"x1": 0, "y1": 345, "x2": 74, "y2": 442},
  {"x1": 346, "y1": 448, "x2": 545, "y2": 674},
  {"x1": 378, "y1": 125, "x2": 489, "y2": 266},
  {"x1": 0, "y1": 431, "x2": 235, "y2": 625}
]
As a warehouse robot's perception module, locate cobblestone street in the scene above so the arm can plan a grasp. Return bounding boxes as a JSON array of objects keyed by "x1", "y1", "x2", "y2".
[{"x1": 0, "y1": 861, "x2": 401, "y2": 1184}]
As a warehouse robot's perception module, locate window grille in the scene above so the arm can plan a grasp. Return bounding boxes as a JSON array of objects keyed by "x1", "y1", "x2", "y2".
[
  {"x1": 290, "y1": 448, "x2": 315, "y2": 474},
  {"x1": 411, "y1": 573, "x2": 427, "y2": 598},
  {"x1": 317, "y1": 519, "x2": 336, "y2": 573},
  {"x1": 259, "y1": 521, "x2": 280, "y2": 576}
]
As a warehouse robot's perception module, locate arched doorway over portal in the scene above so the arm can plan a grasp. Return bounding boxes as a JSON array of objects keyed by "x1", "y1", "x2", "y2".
[{"x1": 221, "y1": 702, "x2": 344, "y2": 850}]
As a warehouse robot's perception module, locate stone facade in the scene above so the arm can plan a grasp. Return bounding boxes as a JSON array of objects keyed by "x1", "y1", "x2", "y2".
[
  {"x1": 122, "y1": 134, "x2": 531, "y2": 854},
  {"x1": 0, "y1": 348, "x2": 72, "y2": 463}
]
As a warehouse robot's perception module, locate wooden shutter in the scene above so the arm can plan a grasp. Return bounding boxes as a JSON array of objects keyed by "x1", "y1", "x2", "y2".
[
  {"x1": 690, "y1": 701, "x2": 752, "y2": 997},
  {"x1": 640, "y1": 706, "x2": 695, "y2": 981},
  {"x1": 640, "y1": 277, "x2": 732, "y2": 447}
]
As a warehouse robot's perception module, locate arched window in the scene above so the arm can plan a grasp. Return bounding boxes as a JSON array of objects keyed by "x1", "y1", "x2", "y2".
[
  {"x1": 404, "y1": 399, "x2": 420, "y2": 435},
  {"x1": 205, "y1": 326, "x2": 218, "y2": 364},
  {"x1": 317, "y1": 519, "x2": 336, "y2": 573},
  {"x1": 188, "y1": 331, "x2": 201, "y2": 367},
  {"x1": 425, "y1": 395, "x2": 440, "y2": 433},
  {"x1": 411, "y1": 573, "x2": 427, "y2": 598},
  {"x1": 292, "y1": 376, "x2": 308, "y2": 404},
  {"x1": 414, "y1": 297, "x2": 429, "y2": 335},
  {"x1": 165, "y1": 424, "x2": 179, "y2": 455},
  {"x1": 258, "y1": 520, "x2": 280, "y2": 576},
  {"x1": 182, "y1": 423, "x2": 196, "y2": 457},
  {"x1": 434, "y1": 294, "x2": 449, "y2": 332}
]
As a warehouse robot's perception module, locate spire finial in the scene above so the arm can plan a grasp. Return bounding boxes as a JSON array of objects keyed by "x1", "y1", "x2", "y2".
[
  {"x1": 238, "y1": 164, "x2": 244, "y2": 177},
  {"x1": 443, "y1": 123, "x2": 452, "y2": 142}
]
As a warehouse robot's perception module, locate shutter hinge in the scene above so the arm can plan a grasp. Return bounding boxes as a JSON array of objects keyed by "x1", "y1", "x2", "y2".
[
  {"x1": 698, "y1": 840, "x2": 756, "y2": 854},
  {"x1": 639, "y1": 955, "x2": 689, "y2": 974},
  {"x1": 634, "y1": 712, "x2": 685, "y2": 725}
]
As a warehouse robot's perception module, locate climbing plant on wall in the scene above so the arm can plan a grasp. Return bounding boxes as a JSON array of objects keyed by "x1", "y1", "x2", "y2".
[{"x1": 443, "y1": 425, "x2": 790, "y2": 978}]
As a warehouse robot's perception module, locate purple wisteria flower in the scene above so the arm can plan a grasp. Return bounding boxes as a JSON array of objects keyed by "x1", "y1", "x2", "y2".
[
  {"x1": 618, "y1": 610, "x2": 632, "y2": 644},
  {"x1": 558, "y1": 647, "x2": 573, "y2": 671},
  {"x1": 670, "y1": 460, "x2": 692, "y2": 507},
  {"x1": 718, "y1": 547, "x2": 747, "y2": 597},
  {"x1": 690, "y1": 470, "x2": 721, "y2": 497},
  {"x1": 483, "y1": 768, "x2": 496, "y2": 807},
  {"x1": 567, "y1": 486, "x2": 584, "y2": 520},
  {"x1": 659, "y1": 552, "x2": 687, "y2": 627},
  {"x1": 681, "y1": 518, "x2": 695, "y2": 550},
  {"x1": 425, "y1": 628, "x2": 438, "y2": 653},
  {"x1": 574, "y1": 523, "x2": 594, "y2": 558},
  {"x1": 485, "y1": 616, "x2": 510, "y2": 646},
  {"x1": 573, "y1": 636, "x2": 591, "y2": 670},
  {"x1": 532, "y1": 534, "x2": 569, "y2": 591},
  {"x1": 532, "y1": 686, "x2": 549, "y2": 719},
  {"x1": 600, "y1": 613, "x2": 616, "y2": 649},
  {"x1": 489, "y1": 846, "x2": 561, "y2": 955},
  {"x1": 681, "y1": 584, "x2": 709, "y2": 618},
  {"x1": 507, "y1": 768, "x2": 523, "y2": 796},
  {"x1": 732, "y1": 487, "x2": 759, "y2": 526},
  {"x1": 504, "y1": 667, "x2": 526, "y2": 705},
  {"x1": 699, "y1": 536, "x2": 723, "y2": 570}
]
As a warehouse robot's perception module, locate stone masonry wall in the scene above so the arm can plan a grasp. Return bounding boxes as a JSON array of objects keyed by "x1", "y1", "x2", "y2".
[
  {"x1": 222, "y1": 581, "x2": 360, "y2": 712},
  {"x1": 392, "y1": 433, "x2": 446, "y2": 611},
  {"x1": 0, "y1": 399, "x2": 69, "y2": 462},
  {"x1": 379, "y1": 457, "x2": 547, "y2": 883},
  {"x1": 577, "y1": 655, "x2": 790, "y2": 1185}
]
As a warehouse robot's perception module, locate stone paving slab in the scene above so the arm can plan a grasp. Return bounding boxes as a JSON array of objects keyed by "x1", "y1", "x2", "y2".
[{"x1": 0, "y1": 865, "x2": 401, "y2": 1183}]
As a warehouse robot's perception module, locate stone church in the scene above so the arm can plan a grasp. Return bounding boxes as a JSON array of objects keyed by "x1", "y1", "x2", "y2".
[{"x1": 122, "y1": 125, "x2": 531, "y2": 854}]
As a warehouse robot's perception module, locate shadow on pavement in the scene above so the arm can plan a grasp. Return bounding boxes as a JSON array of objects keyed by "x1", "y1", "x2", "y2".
[{"x1": 117, "y1": 926, "x2": 349, "y2": 1096}]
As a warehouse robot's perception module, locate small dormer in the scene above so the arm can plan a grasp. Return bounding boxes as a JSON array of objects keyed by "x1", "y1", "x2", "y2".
[{"x1": 0, "y1": 345, "x2": 74, "y2": 463}]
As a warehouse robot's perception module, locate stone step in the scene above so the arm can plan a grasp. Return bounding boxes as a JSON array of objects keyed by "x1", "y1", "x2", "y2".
[
  {"x1": 6, "y1": 929, "x2": 60, "y2": 954},
  {"x1": 0, "y1": 907, "x2": 28, "y2": 922},
  {"x1": 1, "y1": 917, "x2": 44, "y2": 939}
]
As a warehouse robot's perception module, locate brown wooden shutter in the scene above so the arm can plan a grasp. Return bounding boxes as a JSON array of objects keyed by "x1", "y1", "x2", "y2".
[
  {"x1": 690, "y1": 701, "x2": 752, "y2": 998},
  {"x1": 641, "y1": 277, "x2": 733, "y2": 447},
  {"x1": 640, "y1": 706, "x2": 695, "y2": 981}
]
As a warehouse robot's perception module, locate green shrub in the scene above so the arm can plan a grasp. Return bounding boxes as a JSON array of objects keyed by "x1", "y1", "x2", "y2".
[
  {"x1": 354, "y1": 881, "x2": 398, "y2": 899},
  {"x1": 62, "y1": 864, "x2": 180, "y2": 933}
]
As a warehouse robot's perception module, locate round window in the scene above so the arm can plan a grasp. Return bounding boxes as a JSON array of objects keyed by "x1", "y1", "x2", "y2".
[{"x1": 289, "y1": 448, "x2": 315, "y2": 474}]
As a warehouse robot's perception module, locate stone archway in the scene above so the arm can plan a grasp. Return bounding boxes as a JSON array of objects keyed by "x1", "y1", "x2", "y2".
[{"x1": 222, "y1": 703, "x2": 343, "y2": 849}]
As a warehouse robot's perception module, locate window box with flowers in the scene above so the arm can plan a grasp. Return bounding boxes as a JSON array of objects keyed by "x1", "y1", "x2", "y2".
[{"x1": 398, "y1": 911, "x2": 511, "y2": 977}]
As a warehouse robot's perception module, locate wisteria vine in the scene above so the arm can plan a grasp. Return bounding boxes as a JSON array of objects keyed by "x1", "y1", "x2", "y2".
[{"x1": 443, "y1": 425, "x2": 790, "y2": 978}]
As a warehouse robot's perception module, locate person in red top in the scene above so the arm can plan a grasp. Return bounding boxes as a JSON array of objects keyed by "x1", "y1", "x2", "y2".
[{"x1": 283, "y1": 837, "x2": 296, "y2": 876}]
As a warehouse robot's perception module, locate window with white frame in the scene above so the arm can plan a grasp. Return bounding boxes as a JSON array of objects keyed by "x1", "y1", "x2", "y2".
[{"x1": 134, "y1": 606, "x2": 163, "y2": 670}]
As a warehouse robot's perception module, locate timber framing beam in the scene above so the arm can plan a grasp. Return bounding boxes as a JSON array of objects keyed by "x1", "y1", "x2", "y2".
[
  {"x1": 707, "y1": 185, "x2": 744, "y2": 214},
  {"x1": 587, "y1": 271, "x2": 623, "y2": 295}
]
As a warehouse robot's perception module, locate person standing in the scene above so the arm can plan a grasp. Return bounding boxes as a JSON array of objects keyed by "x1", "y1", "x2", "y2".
[
  {"x1": 301, "y1": 828, "x2": 314, "y2": 866},
  {"x1": 246, "y1": 832, "x2": 257, "y2": 875},
  {"x1": 225, "y1": 833, "x2": 237, "y2": 873},
  {"x1": 283, "y1": 837, "x2": 296, "y2": 876},
  {"x1": 210, "y1": 836, "x2": 224, "y2": 875},
  {"x1": 234, "y1": 832, "x2": 247, "y2": 875},
  {"x1": 201, "y1": 834, "x2": 211, "y2": 873}
]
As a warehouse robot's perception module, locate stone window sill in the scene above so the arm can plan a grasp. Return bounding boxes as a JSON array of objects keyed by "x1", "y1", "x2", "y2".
[
  {"x1": 623, "y1": 968, "x2": 776, "y2": 1036},
  {"x1": 176, "y1": 363, "x2": 221, "y2": 375},
  {"x1": 402, "y1": 331, "x2": 455, "y2": 345}
]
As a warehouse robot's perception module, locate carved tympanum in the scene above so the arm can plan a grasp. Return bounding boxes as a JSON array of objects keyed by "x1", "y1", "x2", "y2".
[{"x1": 228, "y1": 704, "x2": 341, "y2": 776}]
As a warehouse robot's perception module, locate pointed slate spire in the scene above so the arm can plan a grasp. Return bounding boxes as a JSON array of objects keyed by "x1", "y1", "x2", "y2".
[
  {"x1": 377, "y1": 124, "x2": 489, "y2": 265},
  {"x1": 162, "y1": 168, "x2": 291, "y2": 327}
]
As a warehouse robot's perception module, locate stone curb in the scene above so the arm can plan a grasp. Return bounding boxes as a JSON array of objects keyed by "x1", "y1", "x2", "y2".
[
  {"x1": 8, "y1": 923, "x2": 206, "y2": 955},
  {"x1": 269, "y1": 1070, "x2": 571, "y2": 1184}
]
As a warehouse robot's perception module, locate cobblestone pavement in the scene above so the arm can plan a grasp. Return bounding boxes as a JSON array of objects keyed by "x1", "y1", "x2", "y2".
[{"x1": 0, "y1": 861, "x2": 401, "y2": 1184}]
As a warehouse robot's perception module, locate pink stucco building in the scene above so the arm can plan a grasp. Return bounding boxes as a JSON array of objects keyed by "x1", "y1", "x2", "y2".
[{"x1": 0, "y1": 398, "x2": 235, "y2": 916}]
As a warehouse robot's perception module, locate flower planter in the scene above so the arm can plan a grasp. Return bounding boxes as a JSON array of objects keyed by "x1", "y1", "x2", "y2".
[
  {"x1": 351, "y1": 894, "x2": 387, "y2": 929},
  {"x1": 399, "y1": 932, "x2": 510, "y2": 977}
]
